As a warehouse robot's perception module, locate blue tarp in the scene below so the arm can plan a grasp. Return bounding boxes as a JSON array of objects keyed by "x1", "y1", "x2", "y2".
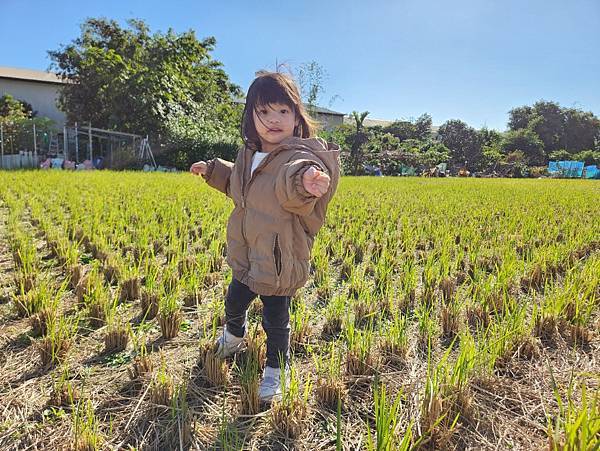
[
  {"x1": 363, "y1": 164, "x2": 383, "y2": 176},
  {"x1": 547, "y1": 160, "x2": 585, "y2": 178},
  {"x1": 584, "y1": 165, "x2": 599, "y2": 179}
]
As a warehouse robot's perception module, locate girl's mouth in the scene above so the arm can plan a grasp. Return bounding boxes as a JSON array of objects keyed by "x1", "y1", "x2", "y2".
[{"x1": 268, "y1": 129, "x2": 282, "y2": 132}]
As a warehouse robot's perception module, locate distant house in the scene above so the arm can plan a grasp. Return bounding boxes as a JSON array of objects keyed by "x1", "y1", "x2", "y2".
[
  {"x1": 309, "y1": 105, "x2": 345, "y2": 130},
  {"x1": 233, "y1": 97, "x2": 345, "y2": 131},
  {"x1": 0, "y1": 66, "x2": 68, "y2": 126},
  {"x1": 343, "y1": 115, "x2": 440, "y2": 137},
  {"x1": 343, "y1": 116, "x2": 395, "y2": 128}
]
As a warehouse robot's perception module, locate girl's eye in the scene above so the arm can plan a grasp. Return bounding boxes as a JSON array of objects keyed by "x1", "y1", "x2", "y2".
[{"x1": 281, "y1": 109, "x2": 288, "y2": 114}]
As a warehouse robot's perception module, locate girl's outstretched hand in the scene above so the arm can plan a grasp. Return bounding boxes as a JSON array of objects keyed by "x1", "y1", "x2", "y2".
[
  {"x1": 190, "y1": 161, "x2": 207, "y2": 176},
  {"x1": 302, "y1": 166, "x2": 330, "y2": 197}
]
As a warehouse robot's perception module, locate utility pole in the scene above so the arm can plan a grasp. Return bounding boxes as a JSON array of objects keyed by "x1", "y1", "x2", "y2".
[
  {"x1": 0, "y1": 123, "x2": 4, "y2": 169},
  {"x1": 75, "y1": 122, "x2": 79, "y2": 163},
  {"x1": 88, "y1": 122, "x2": 92, "y2": 161}
]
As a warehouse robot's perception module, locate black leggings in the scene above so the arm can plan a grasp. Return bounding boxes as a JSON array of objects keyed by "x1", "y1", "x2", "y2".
[{"x1": 224, "y1": 277, "x2": 291, "y2": 368}]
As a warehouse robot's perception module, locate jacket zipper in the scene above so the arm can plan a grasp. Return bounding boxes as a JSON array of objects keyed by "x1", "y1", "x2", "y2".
[
  {"x1": 241, "y1": 146, "x2": 283, "y2": 219},
  {"x1": 274, "y1": 233, "x2": 282, "y2": 278},
  {"x1": 240, "y1": 144, "x2": 292, "y2": 248},
  {"x1": 241, "y1": 150, "x2": 247, "y2": 242}
]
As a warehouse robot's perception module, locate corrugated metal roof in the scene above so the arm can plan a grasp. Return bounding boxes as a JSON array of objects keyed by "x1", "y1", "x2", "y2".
[
  {"x1": 0, "y1": 66, "x2": 66, "y2": 84},
  {"x1": 343, "y1": 116, "x2": 440, "y2": 133},
  {"x1": 309, "y1": 105, "x2": 345, "y2": 116},
  {"x1": 343, "y1": 116, "x2": 395, "y2": 127}
]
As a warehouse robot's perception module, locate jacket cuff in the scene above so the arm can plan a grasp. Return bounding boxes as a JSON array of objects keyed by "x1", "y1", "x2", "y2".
[
  {"x1": 201, "y1": 159, "x2": 216, "y2": 181},
  {"x1": 294, "y1": 164, "x2": 323, "y2": 199}
]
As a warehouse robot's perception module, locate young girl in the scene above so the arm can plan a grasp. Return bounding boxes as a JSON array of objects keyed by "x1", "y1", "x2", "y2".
[{"x1": 190, "y1": 71, "x2": 340, "y2": 402}]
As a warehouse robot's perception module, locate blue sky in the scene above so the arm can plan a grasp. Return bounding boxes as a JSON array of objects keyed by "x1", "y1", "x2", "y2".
[{"x1": 1, "y1": 0, "x2": 599, "y2": 130}]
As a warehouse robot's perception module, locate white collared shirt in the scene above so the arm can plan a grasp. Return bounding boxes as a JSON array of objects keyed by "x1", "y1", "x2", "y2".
[{"x1": 250, "y1": 151, "x2": 270, "y2": 177}]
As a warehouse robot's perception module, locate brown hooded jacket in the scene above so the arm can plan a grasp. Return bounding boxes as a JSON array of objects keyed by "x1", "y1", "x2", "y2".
[{"x1": 202, "y1": 136, "x2": 341, "y2": 296}]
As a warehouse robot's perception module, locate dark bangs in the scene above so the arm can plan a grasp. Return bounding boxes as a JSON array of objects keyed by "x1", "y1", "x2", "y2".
[{"x1": 250, "y1": 76, "x2": 296, "y2": 113}]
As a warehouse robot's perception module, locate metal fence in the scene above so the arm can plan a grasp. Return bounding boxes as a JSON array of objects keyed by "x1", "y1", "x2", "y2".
[
  {"x1": 0, "y1": 119, "x2": 51, "y2": 169},
  {"x1": 0, "y1": 151, "x2": 40, "y2": 169},
  {"x1": 0, "y1": 119, "x2": 150, "y2": 170}
]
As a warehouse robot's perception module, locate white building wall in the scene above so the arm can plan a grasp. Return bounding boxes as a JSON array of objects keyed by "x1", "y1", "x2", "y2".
[
  {"x1": 316, "y1": 113, "x2": 343, "y2": 131},
  {"x1": 0, "y1": 79, "x2": 66, "y2": 126}
]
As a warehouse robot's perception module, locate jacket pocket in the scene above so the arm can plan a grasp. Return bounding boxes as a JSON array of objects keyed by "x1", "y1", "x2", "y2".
[{"x1": 273, "y1": 233, "x2": 282, "y2": 277}]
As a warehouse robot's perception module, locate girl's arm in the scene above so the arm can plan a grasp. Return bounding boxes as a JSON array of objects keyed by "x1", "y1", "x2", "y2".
[
  {"x1": 274, "y1": 157, "x2": 329, "y2": 216},
  {"x1": 202, "y1": 158, "x2": 234, "y2": 197}
]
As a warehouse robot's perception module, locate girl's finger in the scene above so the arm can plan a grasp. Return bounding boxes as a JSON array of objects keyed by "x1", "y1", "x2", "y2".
[
  {"x1": 310, "y1": 182, "x2": 326, "y2": 196},
  {"x1": 316, "y1": 179, "x2": 329, "y2": 189},
  {"x1": 315, "y1": 172, "x2": 329, "y2": 183}
]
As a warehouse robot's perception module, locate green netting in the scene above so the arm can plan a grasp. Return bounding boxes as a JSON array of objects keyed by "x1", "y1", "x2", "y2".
[{"x1": 399, "y1": 165, "x2": 416, "y2": 176}]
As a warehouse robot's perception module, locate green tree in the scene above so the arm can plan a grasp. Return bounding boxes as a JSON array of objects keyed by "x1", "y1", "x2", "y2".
[
  {"x1": 318, "y1": 122, "x2": 354, "y2": 150},
  {"x1": 437, "y1": 119, "x2": 482, "y2": 168},
  {"x1": 501, "y1": 128, "x2": 545, "y2": 166},
  {"x1": 1, "y1": 95, "x2": 50, "y2": 154},
  {"x1": 507, "y1": 105, "x2": 533, "y2": 131},
  {"x1": 548, "y1": 149, "x2": 571, "y2": 161},
  {"x1": 527, "y1": 101, "x2": 564, "y2": 154},
  {"x1": 474, "y1": 127, "x2": 502, "y2": 171},
  {"x1": 572, "y1": 149, "x2": 600, "y2": 166},
  {"x1": 349, "y1": 110, "x2": 370, "y2": 174},
  {"x1": 382, "y1": 113, "x2": 432, "y2": 141},
  {"x1": 481, "y1": 142, "x2": 503, "y2": 171},
  {"x1": 382, "y1": 120, "x2": 414, "y2": 141},
  {"x1": 417, "y1": 141, "x2": 450, "y2": 168},
  {"x1": 48, "y1": 17, "x2": 243, "y2": 160},
  {"x1": 508, "y1": 100, "x2": 600, "y2": 156},
  {"x1": 365, "y1": 132, "x2": 401, "y2": 153},
  {"x1": 0, "y1": 94, "x2": 35, "y2": 119},
  {"x1": 362, "y1": 132, "x2": 399, "y2": 174},
  {"x1": 413, "y1": 114, "x2": 433, "y2": 141},
  {"x1": 562, "y1": 108, "x2": 600, "y2": 152},
  {"x1": 503, "y1": 150, "x2": 529, "y2": 177},
  {"x1": 478, "y1": 127, "x2": 502, "y2": 148}
]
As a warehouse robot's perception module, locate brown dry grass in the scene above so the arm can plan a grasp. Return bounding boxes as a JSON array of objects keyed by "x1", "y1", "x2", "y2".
[{"x1": 0, "y1": 193, "x2": 598, "y2": 451}]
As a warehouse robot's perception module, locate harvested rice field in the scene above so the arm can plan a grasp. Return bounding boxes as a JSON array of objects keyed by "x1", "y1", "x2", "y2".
[{"x1": 0, "y1": 171, "x2": 598, "y2": 450}]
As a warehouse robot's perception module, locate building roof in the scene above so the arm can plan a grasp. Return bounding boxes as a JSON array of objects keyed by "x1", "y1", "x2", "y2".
[
  {"x1": 310, "y1": 105, "x2": 345, "y2": 116},
  {"x1": 0, "y1": 66, "x2": 66, "y2": 85},
  {"x1": 343, "y1": 115, "x2": 441, "y2": 133},
  {"x1": 343, "y1": 116, "x2": 395, "y2": 128}
]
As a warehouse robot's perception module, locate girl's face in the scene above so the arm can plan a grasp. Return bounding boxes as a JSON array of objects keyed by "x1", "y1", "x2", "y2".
[{"x1": 252, "y1": 102, "x2": 299, "y2": 152}]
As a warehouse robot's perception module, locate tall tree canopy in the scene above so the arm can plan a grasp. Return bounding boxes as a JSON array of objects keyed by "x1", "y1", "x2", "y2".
[
  {"x1": 382, "y1": 113, "x2": 432, "y2": 141},
  {"x1": 508, "y1": 100, "x2": 600, "y2": 155},
  {"x1": 437, "y1": 119, "x2": 482, "y2": 167},
  {"x1": 48, "y1": 18, "x2": 243, "y2": 140}
]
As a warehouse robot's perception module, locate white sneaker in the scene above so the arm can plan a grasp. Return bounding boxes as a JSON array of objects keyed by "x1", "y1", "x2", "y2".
[
  {"x1": 259, "y1": 365, "x2": 289, "y2": 403},
  {"x1": 213, "y1": 327, "x2": 245, "y2": 358}
]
